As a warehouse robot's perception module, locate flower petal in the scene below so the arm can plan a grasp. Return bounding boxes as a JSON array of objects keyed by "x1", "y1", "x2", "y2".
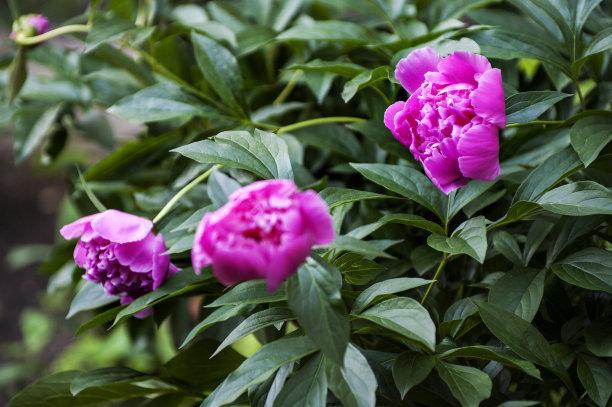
[
  {"x1": 266, "y1": 236, "x2": 312, "y2": 292},
  {"x1": 422, "y1": 138, "x2": 468, "y2": 194},
  {"x1": 91, "y1": 209, "x2": 153, "y2": 244},
  {"x1": 297, "y1": 190, "x2": 335, "y2": 245},
  {"x1": 59, "y1": 214, "x2": 99, "y2": 240},
  {"x1": 457, "y1": 124, "x2": 500, "y2": 180},
  {"x1": 437, "y1": 51, "x2": 492, "y2": 85},
  {"x1": 211, "y1": 245, "x2": 267, "y2": 287},
  {"x1": 472, "y1": 68, "x2": 506, "y2": 128},
  {"x1": 395, "y1": 47, "x2": 441, "y2": 93},
  {"x1": 384, "y1": 101, "x2": 405, "y2": 134},
  {"x1": 114, "y1": 232, "x2": 158, "y2": 273}
]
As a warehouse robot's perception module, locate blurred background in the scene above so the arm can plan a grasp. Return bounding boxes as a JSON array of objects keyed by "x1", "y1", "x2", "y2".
[{"x1": 0, "y1": 2, "x2": 154, "y2": 403}]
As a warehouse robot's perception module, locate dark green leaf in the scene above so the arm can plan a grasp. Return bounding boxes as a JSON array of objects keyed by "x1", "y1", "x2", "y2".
[
  {"x1": 207, "y1": 280, "x2": 287, "y2": 307},
  {"x1": 577, "y1": 355, "x2": 612, "y2": 407},
  {"x1": 505, "y1": 91, "x2": 571, "y2": 124},
  {"x1": 570, "y1": 114, "x2": 612, "y2": 166},
  {"x1": 207, "y1": 170, "x2": 241, "y2": 207},
  {"x1": 319, "y1": 187, "x2": 394, "y2": 210},
  {"x1": 351, "y1": 278, "x2": 432, "y2": 314},
  {"x1": 288, "y1": 257, "x2": 349, "y2": 364},
  {"x1": 428, "y1": 217, "x2": 487, "y2": 263},
  {"x1": 70, "y1": 367, "x2": 146, "y2": 395},
  {"x1": 277, "y1": 21, "x2": 371, "y2": 44},
  {"x1": 325, "y1": 344, "x2": 377, "y2": 407},
  {"x1": 274, "y1": 353, "x2": 327, "y2": 407},
  {"x1": 202, "y1": 336, "x2": 318, "y2": 407},
  {"x1": 446, "y1": 180, "x2": 496, "y2": 221},
  {"x1": 585, "y1": 322, "x2": 612, "y2": 358},
  {"x1": 342, "y1": 66, "x2": 389, "y2": 102},
  {"x1": 7, "y1": 47, "x2": 27, "y2": 101},
  {"x1": 436, "y1": 361, "x2": 492, "y2": 407},
  {"x1": 489, "y1": 268, "x2": 545, "y2": 322},
  {"x1": 492, "y1": 232, "x2": 523, "y2": 266},
  {"x1": 181, "y1": 304, "x2": 253, "y2": 348},
  {"x1": 67, "y1": 281, "x2": 118, "y2": 319},
  {"x1": 551, "y1": 248, "x2": 612, "y2": 293},
  {"x1": 392, "y1": 352, "x2": 435, "y2": 399},
  {"x1": 537, "y1": 181, "x2": 612, "y2": 216}
]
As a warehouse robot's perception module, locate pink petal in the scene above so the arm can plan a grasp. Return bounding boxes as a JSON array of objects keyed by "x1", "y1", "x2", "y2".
[
  {"x1": 395, "y1": 47, "x2": 441, "y2": 93},
  {"x1": 457, "y1": 124, "x2": 500, "y2": 180},
  {"x1": 73, "y1": 241, "x2": 88, "y2": 268},
  {"x1": 91, "y1": 209, "x2": 153, "y2": 244},
  {"x1": 472, "y1": 68, "x2": 506, "y2": 128},
  {"x1": 437, "y1": 51, "x2": 492, "y2": 86},
  {"x1": 151, "y1": 234, "x2": 172, "y2": 289},
  {"x1": 266, "y1": 236, "x2": 313, "y2": 292},
  {"x1": 384, "y1": 101, "x2": 405, "y2": 134},
  {"x1": 297, "y1": 191, "x2": 335, "y2": 245},
  {"x1": 59, "y1": 214, "x2": 99, "y2": 240},
  {"x1": 114, "y1": 232, "x2": 158, "y2": 273},
  {"x1": 422, "y1": 138, "x2": 468, "y2": 194},
  {"x1": 211, "y1": 245, "x2": 267, "y2": 287},
  {"x1": 192, "y1": 214, "x2": 213, "y2": 274}
]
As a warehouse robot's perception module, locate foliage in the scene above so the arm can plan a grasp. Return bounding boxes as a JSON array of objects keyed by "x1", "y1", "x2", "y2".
[{"x1": 1, "y1": 0, "x2": 611, "y2": 406}]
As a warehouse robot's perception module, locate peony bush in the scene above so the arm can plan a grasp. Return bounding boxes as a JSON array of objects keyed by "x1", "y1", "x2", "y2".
[{"x1": 2, "y1": 0, "x2": 611, "y2": 406}]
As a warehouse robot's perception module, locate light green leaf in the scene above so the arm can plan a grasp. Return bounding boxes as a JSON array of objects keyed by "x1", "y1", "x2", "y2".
[
  {"x1": 357, "y1": 297, "x2": 436, "y2": 351},
  {"x1": 286, "y1": 59, "x2": 364, "y2": 77},
  {"x1": 67, "y1": 281, "x2": 118, "y2": 319},
  {"x1": 14, "y1": 104, "x2": 62, "y2": 162},
  {"x1": 342, "y1": 66, "x2": 390, "y2": 102},
  {"x1": 436, "y1": 361, "x2": 492, "y2": 407},
  {"x1": 207, "y1": 170, "x2": 241, "y2": 207},
  {"x1": 277, "y1": 20, "x2": 371, "y2": 44}
]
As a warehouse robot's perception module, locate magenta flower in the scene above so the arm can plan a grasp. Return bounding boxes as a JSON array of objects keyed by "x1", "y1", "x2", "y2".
[
  {"x1": 192, "y1": 179, "x2": 334, "y2": 291},
  {"x1": 385, "y1": 47, "x2": 505, "y2": 194},
  {"x1": 10, "y1": 14, "x2": 49, "y2": 40},
  {"x1": 60, "y1": 210, "x2": 179, "y2": 309}
]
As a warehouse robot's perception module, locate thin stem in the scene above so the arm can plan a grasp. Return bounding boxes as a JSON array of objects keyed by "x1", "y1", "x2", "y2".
[
  {"x1": 14, "y1": 24, "x2": 91, "y2": 45},
  {"x1": 153, "y1": 165, "x2": 221, "y2": 224},
  {"x1": 505, "y1": 120, "x2": 563, "y2": 128},
  {"x1": 274, "y1": 69, "x2": 303, "y2": 105},
  {"x1": 245, "y1": 120, "x2": 278, "y2": 131},
  {"x1": 8, "y1": 0, "x2": 19, "y2": 20},
  {"x1": 421, "y1": 254, "x2": 448, "y2": 305},
  {"x1": 77, "y1": 167, "x2": 107, "y2": 212},
  {"x1": 277, "y1": 116, "x2": 366, "y2": 134}
]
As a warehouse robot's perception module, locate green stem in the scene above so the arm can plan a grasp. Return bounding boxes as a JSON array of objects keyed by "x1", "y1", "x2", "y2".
[
  {"x1": 8, "y1": 0, "x2": 19, "y2": 20},
  {"x1": 277, "y1": 116, "x2": 366, "y2": 134},
  {"x1": 505, "y1": 120, "x2": 563, "y2": 128},
  {"x1": 421, "y1": 254, "x2": 448, "y2": 304},
  {"x1": 245, "y1": 120, "x2": 278, "y2": 131},
  {"x1": 273, "y1": 69, "x2": 303, "y2": 105},
  {"x1": 575, "y1": 82, "x2": 586, "y2": 111},
  {"x1": 153, "y1": 165, "x2": 220, "y2": 224},
  {"x1": 14, "y1": 24, "x2": 91, "y2": 45}
]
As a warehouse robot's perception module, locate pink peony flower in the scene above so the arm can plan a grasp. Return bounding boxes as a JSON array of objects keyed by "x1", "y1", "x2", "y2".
[
  {"x1": 60, "y1": 210, "x2": 179, "y2": 312},
  {"x1": 384, "y1": 47, "x2": 505, "y2": 194},
  {"x1": 10, "y1": 14, "x2": 49, "y2": 40},
  {"x1": 192, "y1": 179, "x2": 334, "y2": 291}
]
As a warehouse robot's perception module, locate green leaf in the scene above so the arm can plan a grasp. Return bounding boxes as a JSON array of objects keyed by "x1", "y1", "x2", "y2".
[
  {"x1": 192, "y1": 32, "x2": 246, "y2": 115},
  {"x1": 207, "y1": 280, "x2": 287, "y2": 307},
  {"x1": 551, "y1": 248, "x2": 612, "y2": 293},
  {"x1": 477, "y1": 302, "x2": 566, "y2": 376},
  {"x1": 277, "y1": 20, "x2": 371, "y2": 44},
  {"x1": 166, "y1": 338, "x2": 244, "y2": 391},
  {"x1": 489, "y1": 268, "x2": 545, "y2": 322},
  {"x1": 325, "y1": 344, "x2": 377, "y2": 407},
  {"x1": 351, "y1": 277, "x2": 432, "y2": 314},
  {"x1": 537, "y1": 181, "x2": 612, "y2": 216},
  {"x1": 492, "y1": 231, "x2": 523, "y2": 266},
  {"x1": 113, "y1": 272, "x2": 210, "y2": 325},
  {"x1": 435, "y1": 361, "x2": 492, "y2": 407},
  {"x1": 471, "y1": 29, "x2": 569, "y2": 74},
  {"x1": 377, "y1": 214, "x2": 445, "y2": 235},
  {"x1": 286, "y1": 59, "x2": 364, "y2": 77},
  {"x1": 274, "y1": 353, "x2": 327, "y2": 407},
  {"x1": 86, "y1": 13, "x2": 135, "y2": 52},
  {"x1": 342, "y1": 66, "x2": 390, "y2": 102},
  {"x1": 585, "y1": 321, "x2": 612, "y2": 357},
  {"x1": 181, "y1": 304, "x2": 253, "y2": 348},
  {"x1": 446, "y1": 180, "x2": 496, "y2": 221},
  {"x1": 428, "y1": 216, "x2": 487, "y2": 263},
  {"x1": 172, "y1": 5, "x2": 237, "y2": 47},
  {"x1": 524, "y1": 219, "x2": 554, "y2": 266},
  {"x1": 570, "y1": 115, "x2": 612, "y2": 166},
  {"x1": 326, "y1": 235, "x2": 396, "y2": 259},
  {"x1": 207, "y1": 170, "x2": 241, "y2": 207},
  {"x1": 513, "y1": 147, "x2": 583, "y2": 204},
  {"x1": 392, "y1": 352, "x2": 435, "y2": 399},
  {"x1": 332, "y1": 253, "x2": 384, "y2": 286},
  {"x1": 546, "y1": 215, "x2": 604, "y2": 266},
  {"x1": 70, "y1": 367, "x2": 146, "y2": 395},
  {"x1": 319, "y1": 187, "x2": 394, "y2": 210},
  {"x1": 7, "y1": 47, "x2": 27, "y2": 102},
  {"x1": 288, "y1": 257, "x2": 349, "y2": 364},
  {"x1": 67, "y1": 281, "x2": 118, "y2": 319},
  {"x1": 505, "y1": 91, "x2": 571, "y2": 124},
  {"x1": 439, "y1": 345, "x2": 541, "y2": 379},
  {"x1": 14, "y1": 104, "x2": 63, "y2": 162},
  {"x1": 357, "y1": 297, "x2": 436, "y2": 351},
  {"x1": 213, "y1": 307, "x2": 295, "y2": 357},
  {"x1": 108, "y1": 83, "x2": 219, "y2": 123},
  {"x1": 351, "y1": 163, "x2": 446, "y2": 220},
  {"x1": 577, "y1": 355, "x2": 612, "y2": 407},
  {"x1": 578, "y1": 27, "x2": 612, "y2": 63},
  {"x1": 75, "y1": 306, "x2": 124, "y2": 336},
  {"x1": 173, "y1": 130, "x2": 293, "y2": 180},
  {"x1": 507, "y1": 0, "x2": 569, "y2": 42},
  {"x1": 292, "y1": 124, "x2": 363, "y2": 160},
  {"x1": 202, "y1": 336, "x2": 318, "y2": 407}
]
